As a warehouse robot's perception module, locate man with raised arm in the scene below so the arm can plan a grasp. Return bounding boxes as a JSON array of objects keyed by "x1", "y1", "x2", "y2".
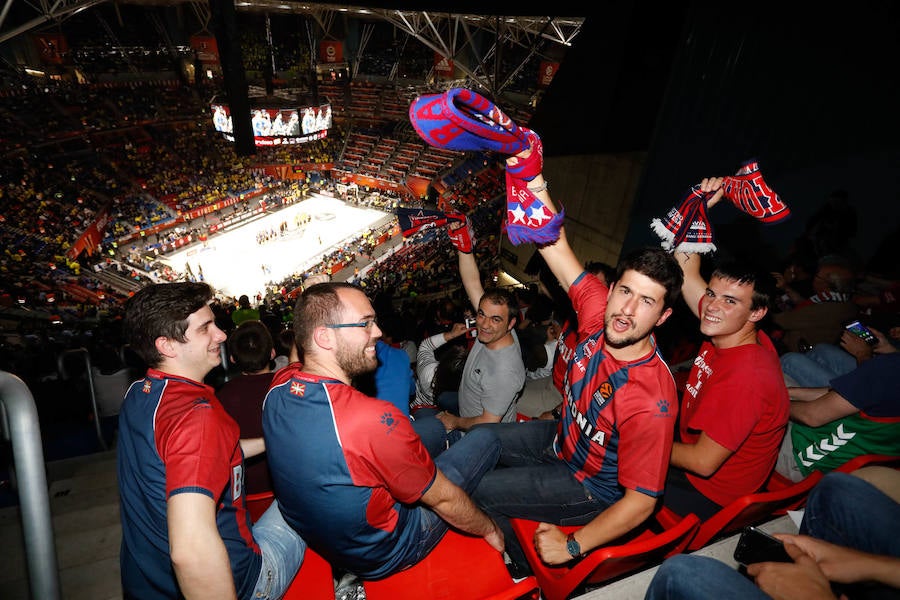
[
  {"x1": 435, "y1": 219, "x2": 525, "y2": 434},
  {"x1": 473, "y1": 132, "x2": 684, "y2": 577},
  {"x1": 663, "y1": 177, "x2": 790, "y2": 519}
]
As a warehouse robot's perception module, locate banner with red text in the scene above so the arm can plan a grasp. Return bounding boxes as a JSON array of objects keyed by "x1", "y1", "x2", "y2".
[
  {"x1": 320, "y1": 40, "x2": 344, "y2": 63},
  {"x1": 538, "y1": 61, "x2": 559, "y2": 88}
]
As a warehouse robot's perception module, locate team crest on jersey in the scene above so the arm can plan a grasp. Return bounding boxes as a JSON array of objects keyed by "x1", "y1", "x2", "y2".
[
  {"x1": 142, "y1": 379, "x2": 152, "y2": 394},
  {"x1": 290, "y1": 381, "x2": 305, "y2": 396},
  {"x1": 598, "y1": 381, "x2": 613, "y2": 399}
]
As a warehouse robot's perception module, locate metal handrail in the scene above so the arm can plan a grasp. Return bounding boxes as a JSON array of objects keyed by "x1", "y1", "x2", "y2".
[
  {"x1": 57, "y1": 347, "x2": 107, "y2": 451},
  {"x1": 0, "y1": 370, "x2": 61, "y2": 600}
]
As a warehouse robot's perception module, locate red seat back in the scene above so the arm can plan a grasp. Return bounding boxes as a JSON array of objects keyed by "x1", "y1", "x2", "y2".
[
  {"x1": 510, "y1": 514, "x2": 700, "y2": 600},
  {"x1": 245, "y1": 490, "x2": 275, "y2": 523},
  {"x1": 362, "y1": 529, "x2": 540, "y2": 600},
  {"x1": 656, "y1": 470, "x2": 824, "y2": 551}
]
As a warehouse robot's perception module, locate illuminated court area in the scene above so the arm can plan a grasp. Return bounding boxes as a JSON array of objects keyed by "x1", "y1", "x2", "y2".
[{"x1": 160, "y1": 194, "x2": 390, "y2": 299}]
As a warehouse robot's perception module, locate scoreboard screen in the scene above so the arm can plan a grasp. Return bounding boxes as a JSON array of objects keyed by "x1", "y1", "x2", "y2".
[{"x1": 211, "y1": 103, "x2": 332, "y2": 146}]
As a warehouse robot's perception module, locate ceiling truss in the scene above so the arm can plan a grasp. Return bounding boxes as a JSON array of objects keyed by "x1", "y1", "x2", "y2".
[{"x1": 1, "y1": 0, "x2": 584, "y2": 97}]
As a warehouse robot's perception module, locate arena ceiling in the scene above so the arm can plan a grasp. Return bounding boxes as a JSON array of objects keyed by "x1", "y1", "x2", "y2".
[{"x1": 1, "y1": 0, "x2": 585, "y2": 95}]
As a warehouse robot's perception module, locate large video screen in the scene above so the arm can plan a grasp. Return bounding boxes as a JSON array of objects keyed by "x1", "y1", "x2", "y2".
[{"x1": 211, "y1": 103, "x2": 332, "y2": 146}]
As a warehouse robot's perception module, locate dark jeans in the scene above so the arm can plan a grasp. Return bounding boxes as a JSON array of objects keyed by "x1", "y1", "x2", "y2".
[
  {"x1": 661, "y1": 467, "x2": 723, "y2": 521},
  {"x1": 472, "y1": 420, "x2": 612, "y2": 573}
]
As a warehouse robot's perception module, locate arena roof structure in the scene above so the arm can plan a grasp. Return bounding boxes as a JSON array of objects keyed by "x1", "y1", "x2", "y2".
[{"x1": 1, "y1": 0, "x2": 585, "y2": 98}]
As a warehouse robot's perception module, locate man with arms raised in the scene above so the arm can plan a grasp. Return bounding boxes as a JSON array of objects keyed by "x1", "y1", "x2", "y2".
[
  {"x1": 663, "y1": 177, "x2": 790, "y2": 519},
  {"x1": 473, "y1": 135, "x2": 683, "y2": 577},
  {"x1": 436, "y1": 225, "x2": 525, "y2": 434},
  {"x1": 262, "y1": 282, "x2": 503, "y2": 580},
  {"x1": 118, "y1": 282, "x2": 305, "y2": 600}
]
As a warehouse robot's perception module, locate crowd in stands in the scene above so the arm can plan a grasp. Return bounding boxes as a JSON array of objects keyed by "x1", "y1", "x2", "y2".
[{"x1": 3, "y1": 36, "x2": 900, "y2": 599}]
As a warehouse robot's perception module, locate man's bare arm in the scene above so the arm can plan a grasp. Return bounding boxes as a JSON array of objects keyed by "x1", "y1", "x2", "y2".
[
  {"x1": 168, "y1": 493, "x2": 237, "y2": 600},
  {"x1": 532, "y1": 488, "x2": 657, "y2": 565},
  {"x1": 420, "y1": 470, "x2": 504, "y2": 552},
  {"x1": 671, "y1": 432, "x2": 734, "y2": 477},
  {"x1": 457, "y1": 249, "x2": 485, "y2": 311}
]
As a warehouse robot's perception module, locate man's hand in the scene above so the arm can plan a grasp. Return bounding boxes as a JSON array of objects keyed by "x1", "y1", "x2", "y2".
[
  {"x1": 839, "y1": 329, "x2": 875, "y2": 362},
  {"x1": 448, "y1": 217, "x2": 475, "y2": 254},
  {"x1": 747, "y1": 540, "x2": 836, "y2": 600},
  {"x1": 445, "y1": 322, "x2": 469, "y2": 340},
  {"x1": 698, "y1": 176, "x2": 726, "y2": 209},
  {"x1": 484, "y1": 520, "x2": 505, "y2": 553},
  {"x1": 436, "y1": 411, "x2": 459, "y2": 432},
  {"x1": 533, "y1": 522, "x2": 574, "y2": 565}
]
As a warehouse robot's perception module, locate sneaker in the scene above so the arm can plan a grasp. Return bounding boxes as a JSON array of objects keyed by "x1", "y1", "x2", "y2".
[{"x1": 334, "y1": 573, "x2": 365, "y2": 600}]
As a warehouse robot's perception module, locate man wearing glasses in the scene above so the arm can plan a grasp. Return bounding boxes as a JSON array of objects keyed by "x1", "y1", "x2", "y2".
[
  {"x1": 262, "y1": 282, "x2": 504, "y2": 580},
  {"x1": 436, "y1": 221, "x2": 526, "y2": 435}
]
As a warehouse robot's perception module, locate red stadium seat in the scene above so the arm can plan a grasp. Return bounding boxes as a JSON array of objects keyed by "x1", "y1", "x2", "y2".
[
  {"x1": 655, "y1": 470, "x2": 824, "y2": 551},
  {"x1": 283, "y1": 547, "x2": 335, "y2": 600},
  {"x1": 245, "y1": 490, "x2": 275, "y2": 523},
  {"x1": 510, "y1": 513, "x2": 700, "y2": 600},
  {"x1": 362, "y1": 529, "x2": 540, "y2": 600}
]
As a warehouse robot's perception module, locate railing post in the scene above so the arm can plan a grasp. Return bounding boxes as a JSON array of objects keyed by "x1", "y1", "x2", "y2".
[{"x1": 0, "y1": 370, "x2": 61, "y2": 600}]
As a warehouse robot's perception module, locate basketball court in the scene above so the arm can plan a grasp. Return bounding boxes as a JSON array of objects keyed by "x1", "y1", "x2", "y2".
[{"x1": 160, "y1": 194, "x2": 390, "y2": 299}]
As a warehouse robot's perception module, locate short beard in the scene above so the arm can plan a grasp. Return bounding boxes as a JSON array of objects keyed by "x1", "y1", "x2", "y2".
[{"x1": 336, "y1": 343, "x2": 377, "y2": 379}]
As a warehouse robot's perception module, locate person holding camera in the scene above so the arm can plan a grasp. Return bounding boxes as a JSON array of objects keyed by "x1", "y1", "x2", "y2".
[{"x1": 646, "y1": 470, "x2": 900, "y2": 600}]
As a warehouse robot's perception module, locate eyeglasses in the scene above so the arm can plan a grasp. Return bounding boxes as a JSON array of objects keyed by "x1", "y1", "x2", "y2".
[{"x1": 325, "y1": 318, "x2": 378, "y2": 330}]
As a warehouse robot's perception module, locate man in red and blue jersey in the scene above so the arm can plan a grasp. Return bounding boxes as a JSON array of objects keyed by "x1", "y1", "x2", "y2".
[
  {"x1": 262, "y1": 282, "x2": 504, "y2": 580},
  {"x1": 118, "y1": 282, "x2": 305, "y2": 599},
  {"x1": 473, "y1": 144, "x2": 684, "y2": 577}
]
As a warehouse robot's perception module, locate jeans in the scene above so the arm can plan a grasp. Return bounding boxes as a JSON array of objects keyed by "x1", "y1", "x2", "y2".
[
  {"x1": 780, "y1": 344, "x2": 856, "y2": 388},
  {"x1": 397, "y1": 426, "x2": 502, "y2": 571},
  {"x1": 410, "y1": 412, "x2": 449, "y2": 458},
  {"x1": 251, "y1": 499, "x2": 307, "y2": 600},
  {"x1": 644, "y1": 554, "x2": 770, "y2": 600},
  {"x1": 436, "y1": 390, "x2": 460, "y2": 415},
  {"x1": 801, "y1": 472, "x2": 900, "y2": 556},
  {"x1": 472, "y1": 420, "x2": 612, "y2": 573}
]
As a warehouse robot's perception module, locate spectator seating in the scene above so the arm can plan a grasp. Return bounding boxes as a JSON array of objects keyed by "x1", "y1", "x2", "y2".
[
  {"x1": 654, "y1": 470, "x2": 824, "y2": 552},
  {"x1": 510, "y1": 512, "x2": 701, "y2": 600},
  {"x1": 362, "y1": 529, "x2": 540, "y2": 600}
]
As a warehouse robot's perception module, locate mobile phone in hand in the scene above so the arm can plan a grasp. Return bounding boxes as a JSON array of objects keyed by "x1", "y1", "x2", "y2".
[
  {"x1": 733, "y1": 526, "x2": 792, "y2": 566},
  {"x1": 845, "y1": 320, "x2": 878, "y2": 346}
]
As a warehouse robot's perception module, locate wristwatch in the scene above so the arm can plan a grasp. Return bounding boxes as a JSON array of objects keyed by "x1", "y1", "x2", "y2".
[{"x1": 566, "y1": 532, "x2": 582, "y2": 558}]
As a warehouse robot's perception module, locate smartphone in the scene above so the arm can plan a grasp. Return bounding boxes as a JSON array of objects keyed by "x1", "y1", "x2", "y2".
[
  {"x1": 465, "y1": 317, "x2": 477, "y2": 337},
  {"x1": 845, "y1": 320, "x2": 878, "y2": 346},
  {"x1": 733, "y1": 526, "x2": 792, "y2": 566}
]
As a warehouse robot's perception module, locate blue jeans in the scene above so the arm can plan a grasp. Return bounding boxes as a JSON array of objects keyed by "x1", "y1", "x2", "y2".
[
  {"x1": 397, "y1": 427, "x2": 501, "y2": 571},
  {"x1": 472, "y1": 421, "x2": 612, "y2": 573},
  {"x1": 645, "y1": 554, "x2": 769, "y2": 600},
  {"x1": 251, "y1": 499, "x2": 307, "y2": 599},
  {"x1": 780, "y1": 344, "x2": 856, "y2": 387},
  {"x1": 801, "y1": 472, "x2": 900, "y2": 556},
  {"x1": 410, "y1": 412, "x2": 449, "y2": 458}
]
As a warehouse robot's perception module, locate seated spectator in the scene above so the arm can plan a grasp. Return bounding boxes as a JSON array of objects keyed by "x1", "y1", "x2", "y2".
[
  {"x1": 664, "y1": 177, "x2": 789, "y2": 520},
  {"x1": 473, "y1": 144, "x2": 682, "y2": 578},
  {"x1": 436, "y1": 222, "x2": 525, "y2": 434},
  {"x1": 218, "y1": 320, "x2": 277, "y2": 495},
  {"x1": 515, "y1": 319, "x2": 564, "y2": 419},
  {"x1": 262, "y1": 282, "x2": 503, "y2": 581},
  {"x1": 232, "y1": 294, "x2": 260, "y2": 327},
  {"x1": 773, "y1": 258, "x2": 859, "y2": 353},
  {"x1": 645, "y1": 470, "x2": 900, "y2": 600},
  {"x1": 775, "y1": 325, "x2": 900, "y2": 482},
  {"x1": 411, "y1": 321, "x2": 470, "y2": 413}
]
